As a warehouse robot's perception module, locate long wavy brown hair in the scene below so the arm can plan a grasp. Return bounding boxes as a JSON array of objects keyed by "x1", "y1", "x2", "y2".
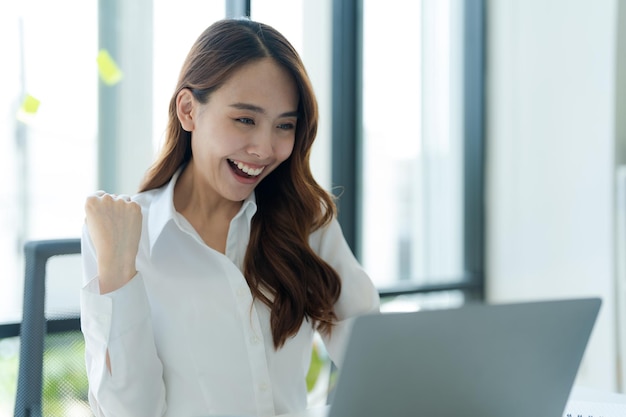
[{"x1": 139, "y1": 18, "x2": 341, "y2": 348}]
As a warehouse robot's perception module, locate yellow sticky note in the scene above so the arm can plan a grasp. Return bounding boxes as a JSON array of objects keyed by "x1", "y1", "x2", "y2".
[
  {"x1": 97, "y1": 49, "x2": 123, "y2": 86},
  {"x1": 21, "y1": 94, "x2": 40, "y2": 114},
  {"x1": 16, "y1": 94, "x2": 41, "y2": 123}
]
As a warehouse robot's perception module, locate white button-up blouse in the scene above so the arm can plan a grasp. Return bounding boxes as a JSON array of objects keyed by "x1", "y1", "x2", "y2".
[{"x1": 80, "y1": 169, "x2": 380, "y2": 417}]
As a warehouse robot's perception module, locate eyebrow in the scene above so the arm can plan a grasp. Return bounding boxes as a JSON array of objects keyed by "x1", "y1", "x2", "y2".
[{"x1": 229, "y1": 102, "x2": 299, "y2": 118}]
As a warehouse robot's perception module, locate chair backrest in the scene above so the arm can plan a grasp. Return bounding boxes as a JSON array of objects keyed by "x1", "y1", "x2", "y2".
[{"x1": 14, "y1": 238, "x2": 91, "y2": 417}]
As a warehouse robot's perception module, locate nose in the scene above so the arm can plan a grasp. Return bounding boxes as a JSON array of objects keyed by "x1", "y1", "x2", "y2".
[{"x1": 246, "y1": 129, "x2": 273, "y2": 159}]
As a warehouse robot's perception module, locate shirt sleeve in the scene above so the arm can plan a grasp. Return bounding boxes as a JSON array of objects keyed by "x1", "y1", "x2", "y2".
[
  {"x1": 310, "y1": 217, "x2": 381, "y2": 368},
  {"x1": 80, "y1": 224, "x2": 167, "y2": 417}
]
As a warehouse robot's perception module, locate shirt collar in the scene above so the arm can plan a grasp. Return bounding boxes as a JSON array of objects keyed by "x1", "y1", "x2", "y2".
[{"x1": 147, "y1": 167, "x2": 258, "y2": 254}]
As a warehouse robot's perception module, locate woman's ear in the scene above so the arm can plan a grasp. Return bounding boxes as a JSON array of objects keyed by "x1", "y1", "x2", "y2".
[{"x1": 176, "y1": 89, "x2": 195, "y2": 132}]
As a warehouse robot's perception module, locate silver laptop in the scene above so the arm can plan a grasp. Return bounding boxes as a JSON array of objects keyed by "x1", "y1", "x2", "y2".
[{"x1": 327, "y1": 297, "x2": 601, "y2": 417}]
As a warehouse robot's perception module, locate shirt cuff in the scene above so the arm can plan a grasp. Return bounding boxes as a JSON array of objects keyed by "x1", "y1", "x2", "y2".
[{"x1": 80, "y1": 273, "x2": 151, "y2": 343}]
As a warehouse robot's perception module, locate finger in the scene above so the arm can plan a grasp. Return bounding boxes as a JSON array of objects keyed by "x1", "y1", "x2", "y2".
[
  {"x1": 93, "y1": 190, "x2": 107, "y2": 197},
  {"x1": 117, "y1": 194, "x2": 132, "y2": 202}
]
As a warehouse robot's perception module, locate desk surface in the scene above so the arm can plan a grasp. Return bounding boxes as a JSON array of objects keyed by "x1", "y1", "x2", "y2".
[{"x1": 569, "y1": 386, "x2": 626, "y2": 404}]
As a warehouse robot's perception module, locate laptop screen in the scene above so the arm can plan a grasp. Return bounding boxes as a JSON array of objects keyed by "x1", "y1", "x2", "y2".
[{"x1": 328, "y1": 298, "x2": 601, "y2": 417}]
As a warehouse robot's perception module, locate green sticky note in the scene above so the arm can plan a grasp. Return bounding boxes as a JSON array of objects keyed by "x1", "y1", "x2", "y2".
[
  {"x1": 21, "y1": 94, "x2": 40, "y2": 114},
  {"x1": 97, "y1": 49, "x2": 123, "y2": 86}
]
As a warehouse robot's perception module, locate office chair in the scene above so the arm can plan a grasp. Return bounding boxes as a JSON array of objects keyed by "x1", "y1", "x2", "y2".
[{"x1": 14, "y1": 238, "x2": 92, "y2": 417}]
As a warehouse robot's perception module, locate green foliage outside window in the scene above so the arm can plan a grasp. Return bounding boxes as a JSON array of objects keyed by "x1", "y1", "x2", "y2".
[
  {"x1": 0, "y1": 338, "x2": 18, "y2": 417},
  {"x1": 42, "y1": 332, "x2": 91, "y2": 416},
  {"x1": 0, "y1": 333, "x2": 91, "y2": 417}
]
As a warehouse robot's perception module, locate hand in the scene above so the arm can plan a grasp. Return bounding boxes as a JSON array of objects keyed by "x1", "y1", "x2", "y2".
[{"x1": 85, "y1": 191, "x2": 143, "y2": 294}]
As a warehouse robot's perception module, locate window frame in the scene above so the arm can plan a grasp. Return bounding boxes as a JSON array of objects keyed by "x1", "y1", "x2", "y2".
[{"x1": 331, "y1": 0, "x2": 486, "y2": 300}]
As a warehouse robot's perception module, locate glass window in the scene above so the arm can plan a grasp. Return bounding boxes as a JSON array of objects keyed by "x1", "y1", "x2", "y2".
[
  {"x1": 0, "y1": 0, "x2": 98, "y2": 323},
  {"x1": 361, "y1": 0, "x2": 465, "y2": 290}
]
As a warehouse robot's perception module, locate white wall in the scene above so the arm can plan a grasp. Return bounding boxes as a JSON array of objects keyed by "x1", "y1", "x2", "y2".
[{"x1": 486, "y1": 0, "x2": 619, "y2": 391}]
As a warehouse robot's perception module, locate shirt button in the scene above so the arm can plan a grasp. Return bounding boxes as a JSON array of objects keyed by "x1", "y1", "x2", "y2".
[
  {"x1": 259, "y1": 382, "x2": 268, "y2": 392},
  {"x1": 250, "y1": 335, "x2": 260, "y2": 345}
]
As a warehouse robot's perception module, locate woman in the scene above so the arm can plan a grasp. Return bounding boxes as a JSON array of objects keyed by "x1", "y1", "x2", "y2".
[{"x1": 81, "y1": 18, "x2": 379, "y2": 417}]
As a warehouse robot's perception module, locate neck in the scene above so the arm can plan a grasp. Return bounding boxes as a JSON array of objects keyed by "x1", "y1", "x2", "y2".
[{"x1": 174, "y1": 161, "x2": 242, "y2": 226}]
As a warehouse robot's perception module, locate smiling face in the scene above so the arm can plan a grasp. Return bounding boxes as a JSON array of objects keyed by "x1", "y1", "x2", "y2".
[{"x1": 176, "y1": 58, "x2": 299, "y2": 204}]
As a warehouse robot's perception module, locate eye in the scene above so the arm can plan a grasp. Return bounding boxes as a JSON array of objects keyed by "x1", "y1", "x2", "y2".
[
  {"x1": 277, "y1": 122, "x2": 296, "y2": 130},
  {"x1": 236, "y1": 117, "x2": 255, "y2": 125}
]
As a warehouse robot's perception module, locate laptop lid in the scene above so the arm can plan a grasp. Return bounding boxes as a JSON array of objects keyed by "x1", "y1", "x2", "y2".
[{"x1": 327, "y1": 297, "x2": 601, "y2": 417}]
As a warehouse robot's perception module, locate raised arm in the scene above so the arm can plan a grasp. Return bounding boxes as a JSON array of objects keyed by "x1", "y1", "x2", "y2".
[
  {"x1": 81, "y1": 191, "x2": 167, "y2": 417},
  {"x1": 310, "y1": 217, "x2": 381, "y2": 368}
]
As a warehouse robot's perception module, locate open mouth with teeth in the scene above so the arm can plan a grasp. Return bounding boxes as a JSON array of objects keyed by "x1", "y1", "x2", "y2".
[{"x1": 228, "y1": 159, "x2": 265, "y2": 178}]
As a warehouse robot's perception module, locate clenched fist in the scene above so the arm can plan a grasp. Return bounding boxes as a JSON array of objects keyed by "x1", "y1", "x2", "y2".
[{"x1": 85, "y1": 191, "x2": 143, "y2": 294}]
